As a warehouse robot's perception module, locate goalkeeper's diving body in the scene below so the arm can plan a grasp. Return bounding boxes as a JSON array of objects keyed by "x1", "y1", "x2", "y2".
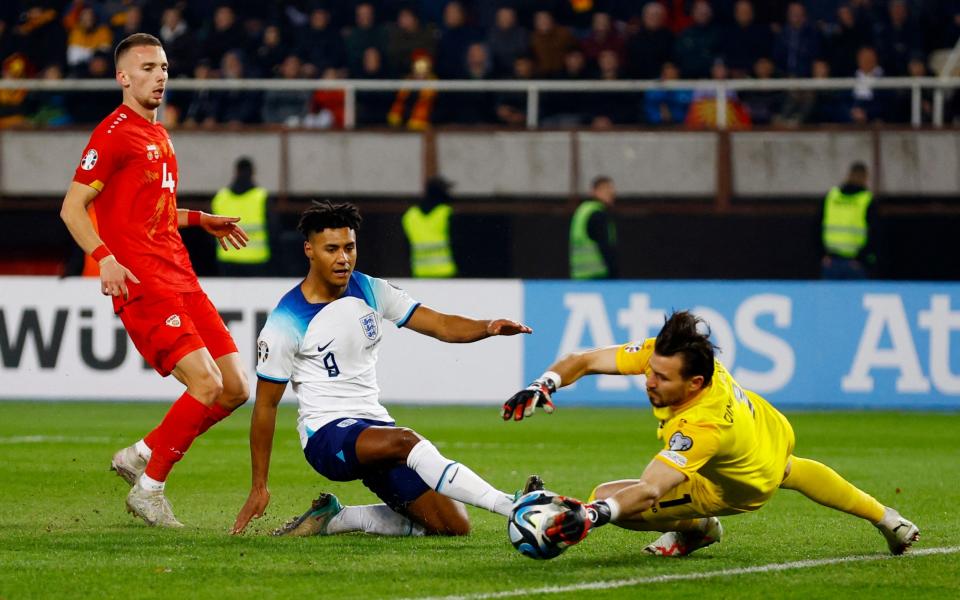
[
  {"x1": 504, "y1": 311, "x2": 920, "y2": 556},
  {"x1": 233, "y1": 201, "x2": 532, "y2": 537}
]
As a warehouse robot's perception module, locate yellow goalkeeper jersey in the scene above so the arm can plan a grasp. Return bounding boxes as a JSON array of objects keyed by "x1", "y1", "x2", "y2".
[{"x1": 616, "y1": 338, "x2": 795, "y2": 511}]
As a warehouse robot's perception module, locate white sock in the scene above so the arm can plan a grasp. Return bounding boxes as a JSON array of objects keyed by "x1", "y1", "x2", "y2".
[
  {"x1": 406, "y1": 440, "x2": 513, "y2": 516},
  {"x1": 135, "y1": 439, "x2": 152, "y2": 460},
  {"x1": 138, "y1": 473, "x2": 164, "y2": 492},
  {"x1": 326, "y1": 504, "x2": 425, "y2": 536}
]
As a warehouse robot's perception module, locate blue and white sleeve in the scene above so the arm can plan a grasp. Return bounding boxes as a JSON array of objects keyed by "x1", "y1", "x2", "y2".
[
  {"x1": 372, "y1": 277, "x2": 420, "y2": 327},
  {"x1": 255, "y1": 311, "x2": 299, "y2": 383}
]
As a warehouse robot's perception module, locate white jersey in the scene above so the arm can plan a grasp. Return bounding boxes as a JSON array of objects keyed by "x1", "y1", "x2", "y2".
[{"x1": 256, "y1": 272, "x2": 420, "y2": 447}]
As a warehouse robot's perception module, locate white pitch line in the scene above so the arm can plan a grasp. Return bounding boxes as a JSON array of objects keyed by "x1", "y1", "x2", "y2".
[
  {"x1": 0, "y1": 435, "x2": 115, "y2": 444},
  {"x1": 405, "y1": 546, "x2": 960, "y2": 600}
]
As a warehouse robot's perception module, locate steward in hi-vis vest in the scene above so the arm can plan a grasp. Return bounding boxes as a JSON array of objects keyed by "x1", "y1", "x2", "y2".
[
  {"x1": 570, "y1": 175, "x2": 618, "y2": 280},
  {"x1": 212, "y1": 157, "x2": 271, "y2": 276},
  {"x1": 402, "y1": 176, "x2": 457, "y2": 278},
  {"x1": 820, "y1": 162, "x2": 876, "y2": 280}
]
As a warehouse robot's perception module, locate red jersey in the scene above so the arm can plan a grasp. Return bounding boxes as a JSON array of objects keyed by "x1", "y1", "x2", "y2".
[{"x1": 73, "y1": 105, "x2": 200, "y2": 308}]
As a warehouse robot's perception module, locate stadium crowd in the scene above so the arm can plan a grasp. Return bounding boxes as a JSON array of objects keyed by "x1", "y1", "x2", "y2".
[{"x1": 1, "y1": 0, "x2": 959, "y2": 128}]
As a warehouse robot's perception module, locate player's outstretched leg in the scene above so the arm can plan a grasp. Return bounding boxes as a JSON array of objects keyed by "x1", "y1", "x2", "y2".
[
  {"x1": 356, "y1": 427, "x2": 515, "y2": 517},
  {"x1": 643, "y1": 517, "x2": 723, "y2": 557},
  {"x1": 780, "y1": 456, "x2": 920, "y2": 554}
]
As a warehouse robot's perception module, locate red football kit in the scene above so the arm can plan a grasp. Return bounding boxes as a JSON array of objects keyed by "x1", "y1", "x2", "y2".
[{"x1": 74, "y1": 105, "x2": 236, "y2": 375}]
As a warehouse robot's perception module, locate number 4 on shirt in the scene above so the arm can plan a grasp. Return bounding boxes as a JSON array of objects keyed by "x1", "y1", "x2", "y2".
[{"x1": 161, "y1": 162, "x2": 176, "y2": 193}]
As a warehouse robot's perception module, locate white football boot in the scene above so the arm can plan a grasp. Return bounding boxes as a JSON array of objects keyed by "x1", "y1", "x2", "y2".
[
  {"x1": 126, "y1": 481, "x2": 184, "y2": 528},
  {"x1": 110, "y1": 445, "x2": 147, "y2": 487},
  {"x1": 875, "y1": 507, "x2": 920, "y2": 555},
  {"x1": 643, "y1": 517, "x2": 722, "y2": 557}
]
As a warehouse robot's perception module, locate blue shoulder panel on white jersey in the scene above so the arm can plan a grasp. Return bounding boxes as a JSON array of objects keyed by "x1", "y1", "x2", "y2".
[
  {"x1": 272, "y1": 283, "x2": 327, "y2": 340},
  {"x1": 350, "y1": 271, "x2": 379, "y2": 311}
]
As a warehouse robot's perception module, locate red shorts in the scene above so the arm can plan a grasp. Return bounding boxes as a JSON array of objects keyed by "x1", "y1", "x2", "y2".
[{"x1": 118, "y1": 291, "x2": 238, "y2": 376}]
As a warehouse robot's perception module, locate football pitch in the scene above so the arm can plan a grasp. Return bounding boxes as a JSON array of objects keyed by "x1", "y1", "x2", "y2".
[{"x1": 0, "y1": 402, "x2": 957, "y2": 600}]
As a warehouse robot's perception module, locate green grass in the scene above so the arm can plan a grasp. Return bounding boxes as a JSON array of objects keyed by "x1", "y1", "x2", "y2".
[{"x1": 0, "y1": 402, "x2": 957, "y2": 600}]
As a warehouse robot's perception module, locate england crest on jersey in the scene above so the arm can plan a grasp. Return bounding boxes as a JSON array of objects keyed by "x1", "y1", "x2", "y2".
[{"x1": 359, "y1": 312, "x2": 378, "y2": 340}]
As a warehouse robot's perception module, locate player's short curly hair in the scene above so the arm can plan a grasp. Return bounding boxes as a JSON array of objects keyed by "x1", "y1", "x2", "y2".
[
  {"x1": 297, "y1": 200, "x2": 362, "y2": 238},
  {"x1": 654, "y1": 310, "x2": 717, "y2": 386}
]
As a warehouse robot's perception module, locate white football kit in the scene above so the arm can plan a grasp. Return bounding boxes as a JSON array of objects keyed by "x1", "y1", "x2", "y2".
[{"x1": 256, "y1": 272, "x2": 420, "y2": 447}]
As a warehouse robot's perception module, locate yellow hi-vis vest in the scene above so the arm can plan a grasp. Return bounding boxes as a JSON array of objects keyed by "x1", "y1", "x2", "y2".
[
  {"x1": 570, "y1": 200, "x2": 612, "y2": 279},
  {"x1": 822, "y1": 187, "x2": 872, "y2": 259},
  {"x1": 401, "y1": 204, "x2": 457, "y2": 278},
  {"x1": 211, "y1": 186, "x2": 270, "y2": 264}
]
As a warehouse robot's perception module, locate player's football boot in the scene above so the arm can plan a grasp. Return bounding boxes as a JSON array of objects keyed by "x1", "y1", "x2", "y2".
[
  {"x1": 272, "y1": 493, "x2": 344, "y2": 537},
  {"x1": 643, "y1": 517, "x2": 722, "y2": 557},
  {"x1": 110, "y1": 445, "x2": 147, "y2": 487},
  {"x1": 875, "y1": 507, "x2": 920, "y2": 555},
  {"x1": 513, "y1": 475, "x2": 546, "y2": 502},
  {"x1": 125, "y1": 481, "x2": 184, "y2": 528}
]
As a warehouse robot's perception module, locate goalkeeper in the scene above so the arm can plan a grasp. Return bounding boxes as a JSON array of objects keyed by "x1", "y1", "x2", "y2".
[{"x1": 503, "y1": 310, "x2": 920, "y2": 557}]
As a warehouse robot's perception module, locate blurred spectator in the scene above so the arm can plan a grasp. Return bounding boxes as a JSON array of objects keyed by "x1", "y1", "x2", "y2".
[
  {"x1": 15, "y1": 6, "x2": 66, "y2": 71},
  {"x1": 68, "y1": 52, "x2": 117, "y2": 125},
  {"x1": 664, "y1": 0, "x2": 694, "y2": 33},
  {"x1": 822, "y1": 3, "x2": 873, "y2": 77},
  {"x1": 438, "y1": 42, "x2": 496, "y2": 125},
  {"x1": 740, "y1": 57, "x2": 783, "y2": 125},
  {"x1": 388, "y1": 50, "x2": 436, "y2": 130},
  {"x1": 0, "y1": 54, "x2": 32, "y2": 128},
  {"x1": 530, "y1": 10, "x2": 578, "y2": 77},
  {"x1": 159, "y1": 7, "x2": 197, "y2": 79},
  {"x1": 345, "y1": 2, "x2": 386, "y2": 77},
  {"x1": 436, "y1": 1, "x2": 483, "y2": 79},
  {"x1": 298, "y1": 6, "x2": 347, "y2": 75},
  {"x1": 31, "y1": 64, "x2": 72, "y2": 127},
  {"x1": 255, "y1": 24, "x2": 286, "y2": 76},
  {"x1": 893, "y1": 56, "x2": 934, "y2": 123},
  {"x1": 590, "y1": 50, "x2": 639, "y2": 127},
  {"x1": 674, "y1": 0, "x2": 722, "y2": 78},
  {"x1": 775, "y1": 59, "x2": 838, "y2": 126},
  {"x1": 773, "y1": 2, "x2": 821, "y2": 76},
  {"x1": 111, "y1": 4, "x2": 142, "y2": 44},
  {"x1": 581, "y1": 12, "x2": 625, "y2": 65},
  {"x1": 487, "y1": 6, "x2": 528, "y2": 78},
  {"x1": 205, "y1": 5, "x2": 248, "y2": 67},
  {"x1": 496, "y1": 55, "x2": 534, "y2": 127},
  {"x1": 386, "y1": 6, "x2": 436, "y2": 77},
  {"x1": 213, "y1": 51, "x2": 261, "y2": 126},
  {"x1": 874, "y1": 0, "x2": 923, "y2": 76},
  {"x1": 625, "y1": 2, "x2": 674, "y2": 79},
  {"x1": 685, "y1": 60, "x2": 751, "y2": 129},
  {"x1": 644, "y1": 61, "x2": 693, "y2": 125},
  {"x1": 261, "y1": 55, "x2": 311, "y2": 126},
  {"x1": 722, "y1": 0, "x2": 773, "y2": 78},
  {"x1": 402, "y1": 175, "x2": 458, "y2": 278},
  {"x1": 66, "y1": 6, "x2": 113, "y2": 74},
  {"x1": 820, "y1": 161, "x2": 875, "y2": 279},
  {"x1": 182, "y1": 60, "x2": 218, "y2": 128},
  {"x1": 850, "y1": 46, "x2": 890, "y2": 124},
  {"x1": 211, "y1": 157, "x2": 272, "y2": 277},
  {"x1": 354, "y1": 47, "x2": 393, "y2": 126},
  {"x1": 542, "y1": 49, "x2": 590, "y2": 127},
  {"x1": 308, "y1": 67, "x2": 346, "y2": 129}
]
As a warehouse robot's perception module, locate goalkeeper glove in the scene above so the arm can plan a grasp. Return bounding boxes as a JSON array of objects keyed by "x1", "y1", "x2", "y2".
[
  {"x1": 543, "y1": 497, "x2": 616, "y2": 548},
  {"x1": 501, "y1": 372, "x2": 559, "y2": 421}
]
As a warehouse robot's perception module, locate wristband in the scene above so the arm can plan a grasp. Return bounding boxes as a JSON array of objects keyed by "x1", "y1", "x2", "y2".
[
  {"x1": 91, "y1": 244, "x2": 113, "y2": 263},
  {"x1": 187, "y1": 210, "x2": 202, "y2": 227},
  {"x1": 540, "y1": 371, "x2": 562, "y2": 393}
]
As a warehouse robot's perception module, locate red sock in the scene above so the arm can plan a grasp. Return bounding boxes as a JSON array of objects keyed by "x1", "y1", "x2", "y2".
[
  {"x1": 197, "y1": 403, "x2": 233, "y2": 435},
  {"x1": 143, "y1": 392, "x2": 208, "y2": 482}
]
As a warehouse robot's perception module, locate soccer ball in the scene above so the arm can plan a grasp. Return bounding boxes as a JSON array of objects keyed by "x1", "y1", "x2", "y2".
[{"x1": 508, "y1": 491, "x2": 567, "y2": 560}]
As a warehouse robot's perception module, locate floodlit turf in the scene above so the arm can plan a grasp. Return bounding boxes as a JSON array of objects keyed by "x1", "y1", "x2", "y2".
[{"x1": 0, "y1": 402, "x2": 957, "y2": 600}]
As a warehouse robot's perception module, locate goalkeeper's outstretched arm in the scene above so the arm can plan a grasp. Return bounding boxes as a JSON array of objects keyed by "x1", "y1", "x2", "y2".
[{"x1": 503, "y1": 346, "x2": 621, "y2": 421}]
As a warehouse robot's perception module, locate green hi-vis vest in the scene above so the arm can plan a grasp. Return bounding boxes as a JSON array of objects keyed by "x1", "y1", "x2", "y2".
[
  {"x1": 570, "y1": 200, "x2": 613, "y2": 279},
  {"x1": 211, "y1": 187, "x2": 270, "y2": 264},
  {"x1": 401, "y1": 204, "x2": 457, "y2": 278},
  {"x1": 822, "y1": 187, "x2": 872, "y2": 259}
]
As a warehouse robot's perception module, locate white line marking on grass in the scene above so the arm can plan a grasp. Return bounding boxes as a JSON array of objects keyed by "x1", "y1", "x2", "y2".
[
  {"x1": 407, "y1": 546, "x2": 960, "y2": 600},
  {"x1": 0, "y1": 435, "x2": 115, "y2": 444}
]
